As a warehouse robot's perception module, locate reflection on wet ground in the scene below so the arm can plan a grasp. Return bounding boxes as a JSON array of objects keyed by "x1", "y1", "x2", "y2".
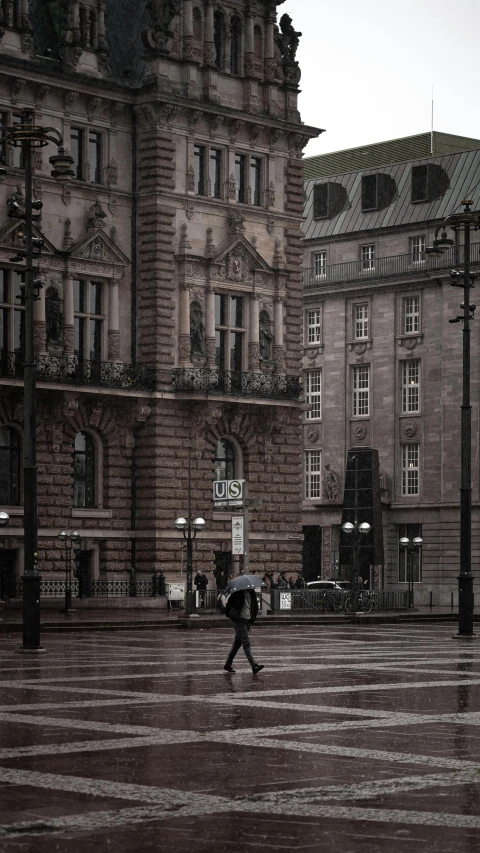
[{"x1": 0, "y1": 624, "x2": 480, "y2": 852}]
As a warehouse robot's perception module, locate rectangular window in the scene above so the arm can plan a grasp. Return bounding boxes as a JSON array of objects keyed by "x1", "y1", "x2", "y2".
[
  {"x1": 73, "y1": 279, "x2": 104, "y2": 362},
  {"x1": 88, "y1": 131, "x2": 102, "y2": 184},
  {"x1": 361, "y1": 244, "x2": 375, "y2": 272},
  {"x1": 11, "y1": 115, "x2": 25, "y2": 169},
  {"x1": 250, "y1": 157, "x2": 262, "y2": 206},
  {"x1": 402, "y1": 443, "x2": 420, "y2": 496},
  {"x1": 402, "y1": 359, "x2": 420, "y2": 413},
  {"x1": 398, "y1": 523, "x2": 422, "y2": 582},
  {"x1": 194, "y1": 144, "x2": 206, "y2": 196},
  {"x1": 354, "y1": 304, "x2": 369, "y2": 339},
  {"x1": 215, "y1": 293, "x2": 245, "y2": 372},
  {"x1": 0, "y1": 269, "x2": 25, "y2": 357},
  {"x1": 0, "y1": 113, "x2": 8, "y2": 164},
  {"x1": 306, "y1": 309, "x2": 321, "y2": 345},
  {"x1": 313, "y1": 251, "x2": 327, "y2": 281},
  {"x1": 209, "y1": 148, "x2": 221, "y2": 199},
  {"x1": 361, "y1": 174, "x2": 378, "y2": 211},
  {"x1": 403, "y1": 296, "x2": 420, "y2": 334},
  {"x1": 235, "y1": 154, "x2": 246, "y2": 203},
  {"x1": 305, "y1": 370, "x2": 322, "y2": 420},
  {"x1": 410, "y1": 236, "x2": 426, "y2": 265},
  {"x1": 305, "y1": 450, "x2": 322, "y2": 499},
  {"x1": 70, "y1": 127, "x2": 84, "y2": 180},
  {"x1": 353, "y1": 365, "x2": 369, "y2": 416}
]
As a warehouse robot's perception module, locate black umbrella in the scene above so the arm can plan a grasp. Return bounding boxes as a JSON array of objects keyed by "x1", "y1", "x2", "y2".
[{"x1": 225, "y1": 574, "x2": 263, "y2": 594}]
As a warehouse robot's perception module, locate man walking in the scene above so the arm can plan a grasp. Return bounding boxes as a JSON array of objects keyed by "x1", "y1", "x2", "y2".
[{"x1": 224, "y1": 587, "x2": 264, "y2": 675}]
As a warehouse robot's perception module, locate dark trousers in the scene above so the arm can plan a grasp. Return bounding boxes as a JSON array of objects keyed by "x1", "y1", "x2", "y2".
[{"x1": 225, "y1": 619, "x2": 256, "y2": 668}]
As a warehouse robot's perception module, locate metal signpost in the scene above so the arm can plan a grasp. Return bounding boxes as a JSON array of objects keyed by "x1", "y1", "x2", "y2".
[{"x1": 214, "y1": 480, "x2": 260, "y2": 573}]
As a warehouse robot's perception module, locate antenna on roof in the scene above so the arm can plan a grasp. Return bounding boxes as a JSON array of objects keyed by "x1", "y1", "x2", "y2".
[{"x1": 431, "y1": 84, "x2": 434, "y2": 155}]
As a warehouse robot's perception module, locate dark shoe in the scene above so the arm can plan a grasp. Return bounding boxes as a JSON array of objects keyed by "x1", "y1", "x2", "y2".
[
  {"x1": 252, "y1": 664, "x2": 264, "y2": 674},
  {"x1": 223, "y1": 665, "x2": 236, "y2": 673}
]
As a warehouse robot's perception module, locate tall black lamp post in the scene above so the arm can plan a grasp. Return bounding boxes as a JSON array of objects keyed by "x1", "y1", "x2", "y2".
[
  {"x1": 0, "y1": 109, "x2": 74, "y2": 652},
  {"x1": 426, "y1": 200, "x2": 480, "y2": 636},
  {"x1": 174, "y1": 450, "x2": 205, "y2": 615},
  {"x1": 57, "y1": 530, "x2": 80, "y2": 615},
  {"x1": 341, "y1": 455, "x2": 371, "y2": 612},
  {"x1": 399, "y1": 536, "x2": 423, "y2": 608}
]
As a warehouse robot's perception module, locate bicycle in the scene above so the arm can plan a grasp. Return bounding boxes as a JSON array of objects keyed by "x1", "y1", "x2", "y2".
[
  {"x1": 344, "y1": 590, "x2": 373, "y2": 614},
  {"x1": 323, "y1": 590, "x2": 344, "y2": 612}
]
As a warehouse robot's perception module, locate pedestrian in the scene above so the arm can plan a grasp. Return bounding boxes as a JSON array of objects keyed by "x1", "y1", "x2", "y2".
[
  {"x1": 288, "y1": 576, "x2": 296, "y2": 588},
  {"x1": 194, "y1": 570, "x2": 208, "y2": 606},
  {"x1": 276, "y1": 573, "x2": 288, "y2": 589},
  {"x1": 262, "y1": 573, "x2": 271, "y2": 591},
  {"x1": 295, "y1": 575, "x2": 306, "y2": 589},
  {"x1": 224, "y1": 586, "x2": 264, "y2": 674}
]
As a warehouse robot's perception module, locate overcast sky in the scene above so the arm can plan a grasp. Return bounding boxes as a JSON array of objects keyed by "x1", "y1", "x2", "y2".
[{"x1": 285, "y1": 0, "x2": 480, "y2": 158}]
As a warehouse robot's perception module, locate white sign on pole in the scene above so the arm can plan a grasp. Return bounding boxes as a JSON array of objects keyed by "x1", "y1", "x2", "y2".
[
  {"x1": 213, "y1": 479, "x2": 245, "y2": 507},
  {"x1": 231, "y1": 516, "x2": 244, "y2": 555},
  {"x1": 279, "y1": 592, "x2": 292, "y2": 610}
]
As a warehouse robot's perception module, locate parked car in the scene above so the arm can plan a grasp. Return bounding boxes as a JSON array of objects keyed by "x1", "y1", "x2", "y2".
[
  {"x1": 306, "y1": 580, "x2": 347, "y2": 591},
  {"x1": 328, "y1": 579, "x2": 352, "y2": 591}
]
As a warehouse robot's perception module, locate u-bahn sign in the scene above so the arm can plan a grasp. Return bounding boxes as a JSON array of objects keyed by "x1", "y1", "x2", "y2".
[{"x1": 213, "y1": 479, "x2": 245, "y2": 508}]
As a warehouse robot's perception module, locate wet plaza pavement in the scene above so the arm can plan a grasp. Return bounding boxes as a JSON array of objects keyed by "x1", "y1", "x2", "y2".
[{"x1": 0, "y1": 624, "x2": 480, "y2": 852}]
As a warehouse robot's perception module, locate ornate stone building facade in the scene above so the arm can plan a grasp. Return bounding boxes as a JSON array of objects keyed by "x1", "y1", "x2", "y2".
[
  {"x1": 302, "y1": 132, "x2": 480, "y2": 605},
  {"x1": 0, "y1": 1, "x2": 319, "y2": 595}
]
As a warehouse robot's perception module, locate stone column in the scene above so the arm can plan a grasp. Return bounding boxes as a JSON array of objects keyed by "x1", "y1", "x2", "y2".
[
  {"x1": 63, "y1": 273, "x2": 74, "y2": 356},
  {"x1": 244, "y1": 10, "x2": 254, "y2": 76},
  {"x1": 179, "y1": 282, "x2": 192, "y2": 366},
  {"x1": 108, "y1": 280, "x2": 120, "y2": 361},
  {"x1": 98, "y1": 2, "x2": 107, "y2": 49},
  {"x1": 72, "y1": 0, "x2": 80, "y2": 41},
  {"x1": 204, "y1": 0, "x2": 215, "y2": 66},
  {"x1": 248, "y1": 294, "x2": 260, "y2": 371},
  {"x1": 205, "y1": 283, "x2": 216, "y2": 367},
  {"x1": 33, "y1": 279, "x2": 46, "y2": 354},
  {"x1": 21, "y1": 0, "x2": 30, "y2": 27},
  {"x1": 183, "y1": 0, "x2": 194, "y2": 59},
  {"x1": 264, "y1": 10, "x2": 277, "y2": 81},
  {"x1": 273, "y1": 294, "x2": 285, "y2": 372}
]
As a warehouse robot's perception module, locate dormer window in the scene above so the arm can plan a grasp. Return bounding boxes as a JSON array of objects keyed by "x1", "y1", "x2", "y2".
[
  {"x1": 313, "y1": 182, "x2": 347, "y2": 220},
  {"x1": 361, "y1": 173, "x2": 397, "y2": 212},
  {"x1": 411, "y1": 163, "x2": 449, "y2": 203}
]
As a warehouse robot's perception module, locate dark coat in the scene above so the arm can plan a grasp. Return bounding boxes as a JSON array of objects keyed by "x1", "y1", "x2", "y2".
[
  {"x1": 225, "y1": 589, "x2": 258, "y2": 624},
  {"x1": 194, "y1": 572, "x2": 208, "y2": 590}
]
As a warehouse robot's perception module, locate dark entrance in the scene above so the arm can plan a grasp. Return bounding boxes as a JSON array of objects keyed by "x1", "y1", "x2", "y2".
[
  {"x1": 0, "y1": 549, "x2": 17, "y2": 599},
  {"x1": 302, "y1": 526, "x2": 322, "y2": 583},
  {"x1": 75, "y1": 550, "x2": 92, "y2": 598},
  {"x1": 213, "y1": 551, "x2": 231, "y2": 590}
]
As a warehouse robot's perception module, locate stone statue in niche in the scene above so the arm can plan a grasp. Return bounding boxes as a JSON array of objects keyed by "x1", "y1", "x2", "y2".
[
  {"x1": 275, "y1": 13, "x2": 302, "y2": 85},
  {"x1": 87, "y1": 199, "x2": 108, "y2": 230},
  {"x1": 259, "y1": 312, "x2": 273, "y2": 362},
  {"x1": 45, "y1": 288, "x2": 62, "y2": 344},
  {"x1": 323, "y1": 465, "x2": 339, "y2": 502},
  {"x1": 190, "y1": 302, "x2": 204, "y2": 357},
  {"x1": 143, "y1": 0, "x2": 180, "y2": 52}
]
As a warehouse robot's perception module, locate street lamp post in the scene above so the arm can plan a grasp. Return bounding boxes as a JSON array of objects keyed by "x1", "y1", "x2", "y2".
[
  {"x1": 57, "y1": 531, "x2": 80, "y2": 615},
  {"x1": 174, "y1": 450, "x2": 205, "y2": 615},
  {"x1": 426, "y1": 200, "x2": 480, "y2": 636},
  {"x1": 341, "y1": 455, "x2": 371, "y2": 612},
  {"x1": 0, "y1": 109, "x2": 74, "y2": 651},
  {"x1": 399, "y1": 536, "x2": 423, "y2": 608}
]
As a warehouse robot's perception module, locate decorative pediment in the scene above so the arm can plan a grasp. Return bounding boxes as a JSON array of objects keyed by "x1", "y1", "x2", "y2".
[
  {"x1": 0, "y1": 219, "x2": 57, "y2": 256},
  {"x1": 68, "y1": 231, "x2": 130, "y2": 268},
  {"x1": 213, "y1": 237, "x2": 273, "y2": 284}
]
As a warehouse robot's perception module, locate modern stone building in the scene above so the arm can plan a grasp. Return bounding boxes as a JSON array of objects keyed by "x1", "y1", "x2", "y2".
[
  {"x1": 0, "y1": 1, "x2": 319, "y2": 599},
  {"x1": 302, "y1": 132, "x2": 480, "y2": 604}
]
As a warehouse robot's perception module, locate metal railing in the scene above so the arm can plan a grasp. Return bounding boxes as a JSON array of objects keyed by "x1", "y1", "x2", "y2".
[
  {"x1": 173, "y1": 368, "x2": 302, "y2": 400},
  {"x1": 304, "y1": 242, "x2": 480, "y2": 288},
  {"x1": 269, "y1": 588, "x2": 410, "y2": 611},
  {"x1": 6, "y1": 578, "x2": 158, "y2": 600},
  {"x1": 0, "y1": 352, "x2": 157, "y2": 391}
]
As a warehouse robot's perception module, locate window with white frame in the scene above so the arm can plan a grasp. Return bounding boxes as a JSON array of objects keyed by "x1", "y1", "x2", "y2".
[
  {"x1": 305, "y1": 370, "x2": 322, "y2": 420},
  {"x1": 402, "y1": 443, "x2": 420, "y2": 496},
  {"x1": 398, "y1": 523, "x2": 422, "y2": 582},
  {"x1": 410, "y1": 236, "x2": 426, "y2": 265},
  {"x1": 215, "y1": 293, "x2": 245, "y2": 372},
  {"x1": 402, "y1": 360, "x2": 420, "y2": 413},
  {"x1": 361, "y1": 244, "x2": 375, "y2": 272},
  {"x1": 403, "y1": 295, "x2": 420, "y2": 334},
  {"x1": 313, "y1": 251, "x2": 327, "y2": 280},
  {"x1": 354, "y1": 303, "x2": 369, "y2": 339},
  {"x1": 306, "y1": 309, "x2": 321, "y2": 345},
  {"x1": 352, "y1": 365, "x2": 369, "y2": 416},
  {"x1": 305, "y1": 450, "x2": 322, "y2": 499}
]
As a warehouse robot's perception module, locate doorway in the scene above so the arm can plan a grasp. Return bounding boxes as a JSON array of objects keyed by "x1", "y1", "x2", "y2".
[
  {"x1": 213, "y1": 551, "x2": 231, "y2": 590},
  {"x1": 75, "y1": 550, "x2": 92, "y2": 598},
  {"x1": 0, "y1": 550, "x2": 17, "y2": 599}
]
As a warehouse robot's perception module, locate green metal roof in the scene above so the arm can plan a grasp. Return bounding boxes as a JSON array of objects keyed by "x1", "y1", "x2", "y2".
[{"x1": 303, "y1": 132, "x2": 480, "y2": 180}]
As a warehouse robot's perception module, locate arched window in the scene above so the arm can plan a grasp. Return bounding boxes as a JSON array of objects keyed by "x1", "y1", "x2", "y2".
[
  {"x1": 0, "y1": 427, "x2": 20, "y2": 505},
  {"x1": 254, "y1": 25, "x2": 263, "y2": 61},
  {"x1": 74, "y1": 432, "x2": 95, "y2": 508},
  {"x1": 230, "y1": 16, "x2": 241, "y2": 74},
  {"x1": 213, "y1": 11, "x2": 224, "y2": 69},
  {"x1": 192, "y1": 7, "x2": 202, "y2": 41},
  {"x1": 214, "y1": 439, "x2": 236, "y2": 482}
]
